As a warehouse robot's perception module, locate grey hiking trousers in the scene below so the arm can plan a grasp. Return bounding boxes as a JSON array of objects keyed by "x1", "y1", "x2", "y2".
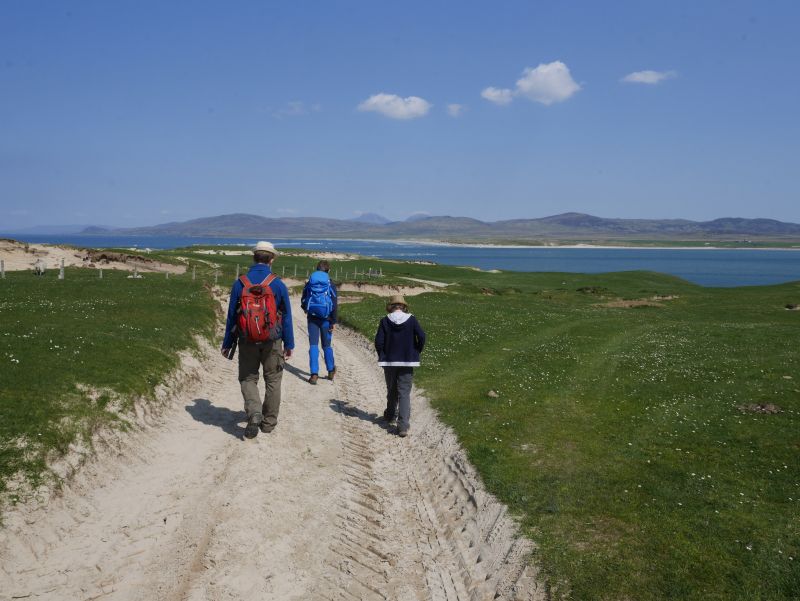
[
  {"x1": 238, "y1": 338, "x2": 285, "y2": 431},
  {"x1": 383, "y1": 366, "x2": 414, "y2": 431}
]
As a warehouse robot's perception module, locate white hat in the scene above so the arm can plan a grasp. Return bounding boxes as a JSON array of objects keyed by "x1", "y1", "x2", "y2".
[{"x1": 253, "y1": 240, "x2": 279, "y2": 256}]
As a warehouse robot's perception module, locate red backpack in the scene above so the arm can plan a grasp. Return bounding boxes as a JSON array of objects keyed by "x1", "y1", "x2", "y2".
[{"x1": 237, "y1": 274, "x2": 283, "y2": 343}]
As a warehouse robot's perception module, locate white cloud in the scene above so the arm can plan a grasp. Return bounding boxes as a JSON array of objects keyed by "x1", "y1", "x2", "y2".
[
  {"x1": 357, "y1": 93, "x2": 431, "y2": 120},
  {"x1": 621, "y1": 70, "x2": 677, "y2": 84},
  {"x1": 446, "y1": 103, "x2": 465, "y2": 117},
  {"x1": 482, "y1": 61, "x2": 581, "y2": 107},
  {"x1": 515, "y1": 61, "x2": 581, "y2": 105},
  {"x1": 481, "y1": 87, "x2": 514, "y2": 105}
]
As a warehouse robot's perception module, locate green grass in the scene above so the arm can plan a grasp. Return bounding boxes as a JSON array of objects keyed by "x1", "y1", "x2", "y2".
[
  {"x1": 339, "y1": 266, "x2": 800, "y2": 600},
  {"x1": 0, "y1": 268, "x2": 216, "y2": 505}
]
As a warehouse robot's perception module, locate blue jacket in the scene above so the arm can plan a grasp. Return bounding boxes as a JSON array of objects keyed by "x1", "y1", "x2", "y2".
[
  {"x1": 374, "y1": 312, "x2": 426, "y2": 367},
  {"x1": 300, "y1": 271, "x2": 338, "y2": 324},
  {"x1": 223, "y1": 264, "x2": 294, "y2": 350}
]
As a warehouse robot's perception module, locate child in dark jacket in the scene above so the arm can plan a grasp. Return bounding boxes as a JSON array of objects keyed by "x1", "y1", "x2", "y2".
[{"x1": 374, "y1": 294, "x2": 426, "y2": 437}]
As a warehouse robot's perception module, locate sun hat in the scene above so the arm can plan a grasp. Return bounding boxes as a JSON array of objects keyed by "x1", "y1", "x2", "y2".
[
  {"x1": 386, "y1": 294, "x2": 408, "y2": 312},
  {"x1": 253, "y1": 240, "x2": 279, "y2": 256}
]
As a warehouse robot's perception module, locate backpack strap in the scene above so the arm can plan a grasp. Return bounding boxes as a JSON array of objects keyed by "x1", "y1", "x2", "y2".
[
  {"x1": 239, "y1": 275, "x2": 252, "y2": 288},
  {"x1": 262, "y1": 273, "x2": 277, "y2": 286}
]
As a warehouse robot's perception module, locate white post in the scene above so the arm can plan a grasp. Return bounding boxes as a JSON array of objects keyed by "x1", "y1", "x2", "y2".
[
  {"x1": 192, "y1": 265, "x2": 196, "y2": 280},
  {"x1": 99, "y1": 269, "x2": 103, "y2": 279},
  {"x1": 1, "y1": 259, "x2": 4, "y2": 279},
  {"x1": 58, "y1": 258, "x2": 65, "y2": 280},
  {"x1": 134, "y1": 265, "x2": 138, "y2": 279},
  {"x1": 293, "y1": 264, "x2": 297, "y2": 277},
  {"x1": 282, "y1": 265, "x2": 285, "y2": 277},
  {"x1": 236, "y1": 264, "x2": 240, "y2": 279},
  {"x1": 166, "y1": 271, "x2": 169, "y2": 280}
]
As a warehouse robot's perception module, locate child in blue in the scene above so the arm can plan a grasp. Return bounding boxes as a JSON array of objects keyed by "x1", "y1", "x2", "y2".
[{"x1": 300, "y1": 260, "x2": 338, "y2": 384}]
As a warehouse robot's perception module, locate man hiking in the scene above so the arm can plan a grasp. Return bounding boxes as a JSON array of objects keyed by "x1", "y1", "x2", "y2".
[
  {"x1": 300, "y1": 260, "x2": 338, "y2": 384},
  {"x1": 375, "y1": 294, "x2": 426, "y2": 437},
  {"x1": 221, "y1": 241, "x2": 294, "y2": 439}
]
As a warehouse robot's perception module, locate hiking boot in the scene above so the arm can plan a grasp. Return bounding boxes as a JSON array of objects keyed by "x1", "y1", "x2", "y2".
[
  {"x1": 308, "y1": 374, "x2": 319, "y2": 385},
  {"x1": 244, "y1": 419, "x2": 260, "y2": 439},
  {"x1": 259, "y1": 422, "x2": 274, "y2": 434},
  {"x1": 327, "y1": 368, "x2": 336, "y2": 381},
  {"x1": 396, "y1": 427, "x2": 409, "y2": 438}
]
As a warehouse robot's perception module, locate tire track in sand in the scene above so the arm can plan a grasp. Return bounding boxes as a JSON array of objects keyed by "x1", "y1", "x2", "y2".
[{"x1": 318, "y1": 328, "x2": 543, "y2": 601}]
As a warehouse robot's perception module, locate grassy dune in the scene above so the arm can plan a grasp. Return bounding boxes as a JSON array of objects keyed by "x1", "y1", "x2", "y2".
[
  {"x1": 0, "y1": 268, "x2": 216, "y2": 503},
  {"x1": 339, "y1": 266, "x2": 800, "y2": 600}
]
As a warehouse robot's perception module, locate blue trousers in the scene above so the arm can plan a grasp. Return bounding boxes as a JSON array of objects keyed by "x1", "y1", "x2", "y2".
[{"x1": 307, "y1": 317, "x2": 335, "y2": 375}]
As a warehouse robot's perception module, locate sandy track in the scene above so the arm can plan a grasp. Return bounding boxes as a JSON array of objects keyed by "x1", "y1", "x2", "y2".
[{"x1": 0, "y1": 297, "x2": 542, "y2": 601}]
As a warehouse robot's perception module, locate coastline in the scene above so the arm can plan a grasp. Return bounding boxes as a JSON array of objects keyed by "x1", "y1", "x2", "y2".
[{"x1": 343, "y1": 237, "x2": 800, "y2": 251}]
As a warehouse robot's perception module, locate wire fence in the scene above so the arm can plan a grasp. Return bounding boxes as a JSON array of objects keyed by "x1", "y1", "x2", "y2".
[{"x1": 2, "y1": 259, "x2": 386, "y2": 285}]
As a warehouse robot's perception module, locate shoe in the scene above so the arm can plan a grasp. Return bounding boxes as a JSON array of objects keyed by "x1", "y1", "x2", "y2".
[
  {"x1": 396, "y1": 427, "x2": 409, "y2": 438},
  {"x1": 244, "y1": 419, "x2": 260, "y2": 439},
  {"x1": 308, "y1": 374, "x2": 319, "y2": 385},
  {"x1": 259, "y1": 422, "x2": 274, "y2": 434},
  {"x1": 381, "y1": 411, "x2": 397, "y2": 428},
  {"x1": 327, "y1": 368, "x2": 336, "y2": 381}
]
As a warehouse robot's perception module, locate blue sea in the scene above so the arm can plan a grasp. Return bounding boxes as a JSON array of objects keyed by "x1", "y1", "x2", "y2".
[{"x1": 4, "y1": 234, "x2": 800, "y2": 288}]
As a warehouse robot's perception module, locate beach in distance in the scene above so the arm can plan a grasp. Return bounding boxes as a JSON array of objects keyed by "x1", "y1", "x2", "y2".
[{"x1": 5, "y1": 234, "x2": 800, "y2": 287}]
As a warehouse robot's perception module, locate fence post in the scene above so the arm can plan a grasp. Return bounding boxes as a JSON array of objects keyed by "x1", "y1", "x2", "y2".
[
  {"x1": 282, "y1": 265, "x2": 285, "y2": 277},
  {"x1": 236, "y1": 264, "x2": 240, "y2": 279},
  {"x1": 192, "y1": 265, "x2": 196, "y2": 281},
  {"x1": 99, "y1": 269, "x2": 103, "y2": 279},
  {"x1": 58, "y1": 258, "x2": 65, "y2": 280},
  {"x1": 134, "y1": 265, "x2": 138, "y2": 279},
  {"x1": 294, "y1": 264, "x2": 297, "y2": 277},
  {"x1": 1, "y1": 259, "x2": 4, "y2": 279},
  {"x1": 166, "y1": 271, "x2": 169, "y2": 280},
  {"x1": 214, "y1": 271, "x2": 218, "y2": 285}
]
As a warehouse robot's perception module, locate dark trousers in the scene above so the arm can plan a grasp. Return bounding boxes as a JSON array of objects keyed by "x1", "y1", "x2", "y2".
[
  {"x1": 238, "y1": 338, "x2": 284, "y2": 430},
  {"x1": 383, "y1": 366, "x2": 414, "y2": 431}
]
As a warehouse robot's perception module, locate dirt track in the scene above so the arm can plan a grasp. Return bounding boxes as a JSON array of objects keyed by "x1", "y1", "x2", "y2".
[{"x1": 0, "y1": 298, "x2": 542, "y2": 601}]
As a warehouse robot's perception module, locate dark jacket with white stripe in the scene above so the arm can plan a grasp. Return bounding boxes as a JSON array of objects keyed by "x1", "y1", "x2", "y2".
[{"x1": 374, "y1": 311, "x2": 426, "y2": 367}]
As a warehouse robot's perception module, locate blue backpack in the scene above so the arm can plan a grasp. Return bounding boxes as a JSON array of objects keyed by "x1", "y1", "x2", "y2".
[{"x1": 306, "y1": 271, "x2": 334, "y2": 319}]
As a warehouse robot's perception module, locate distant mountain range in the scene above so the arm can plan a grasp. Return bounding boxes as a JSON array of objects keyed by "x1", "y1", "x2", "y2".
[{"x1": 74, "y1": 212, "x2": 800, "y2": 242}]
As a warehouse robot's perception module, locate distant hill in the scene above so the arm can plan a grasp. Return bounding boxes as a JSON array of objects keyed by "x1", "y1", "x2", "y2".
[
  {"x1": 76, "y1": 212, "x2": 800, "y2": 243},
  {"x1": 405, "y1": 212, "x2": 432, "y2": 222},
  {"x1": 3, "y1": 224, "x2": 110, "y2": 235},
  {"x1": 349, "y1": 213, "x2": 390, "y2": 225}
]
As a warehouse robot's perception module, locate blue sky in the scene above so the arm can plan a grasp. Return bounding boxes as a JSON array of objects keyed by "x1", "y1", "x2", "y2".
[{"x1": 2, "y1": 0, "x2": 799, "y2": 228}]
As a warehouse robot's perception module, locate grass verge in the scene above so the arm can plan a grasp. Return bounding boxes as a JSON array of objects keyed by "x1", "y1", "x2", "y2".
[{"x1": 0, "y1": 268, "x2": 216, "y2": 506}]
